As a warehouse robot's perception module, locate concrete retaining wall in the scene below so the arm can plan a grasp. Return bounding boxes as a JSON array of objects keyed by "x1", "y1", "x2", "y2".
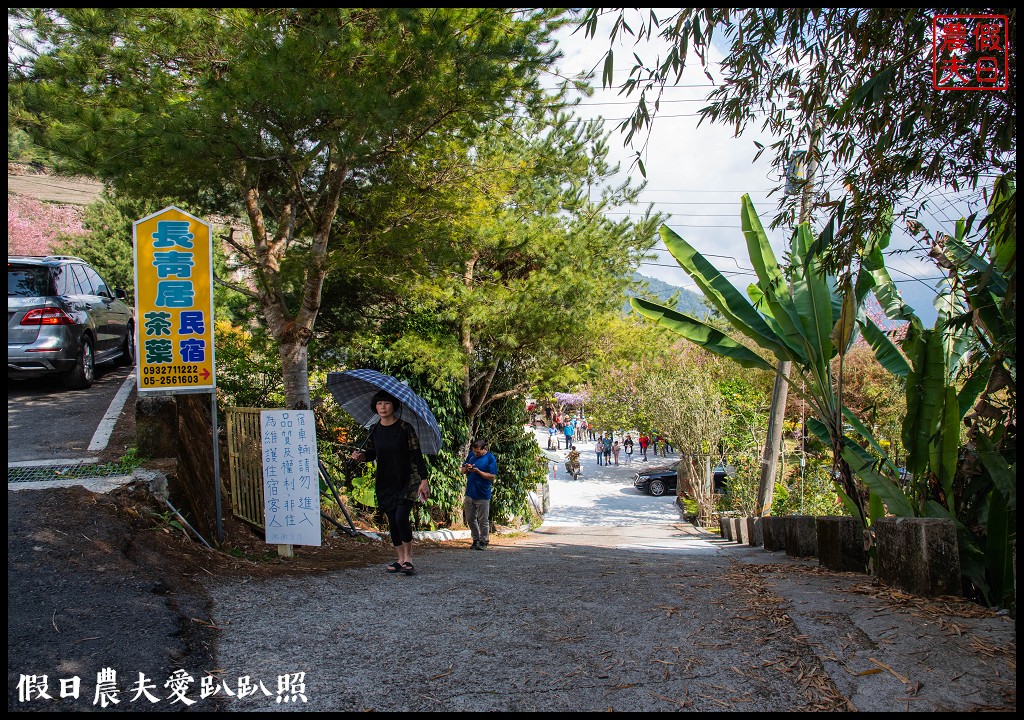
[
  {"x1": 761, "y1": 517, "x2": 786, "y2": 551},
  {"x1": 730, "y1": 517, "x2": 744, "y2": 544},
  {"x1": 784, "y1": 515, "x2": 817, "y2": 558},
  {"x1": 876, "y1": 517, "x2": 962, "y2": 597},
  {"x1": 816, "y1": 516, "x2": 867, "y2": 573},
  {"x1": 736, "y1": 517, "x2": 751, "y2": 545},
  {"x1": 746, "y1": 517, "x2": 763, "y2": 547}
]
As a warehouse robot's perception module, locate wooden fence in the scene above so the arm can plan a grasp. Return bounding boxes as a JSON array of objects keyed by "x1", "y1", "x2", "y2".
[{"x1": 225, "y1": 407, "x2": 264, "y2": 529}]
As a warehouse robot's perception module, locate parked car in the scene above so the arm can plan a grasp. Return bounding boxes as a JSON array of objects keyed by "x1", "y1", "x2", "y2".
[
  {"x1": 8, "y1": 255, "x2": 134, "y2": 389},
  {"x1": 633, "y1": 461, "x2": 733, "y2": 497}
]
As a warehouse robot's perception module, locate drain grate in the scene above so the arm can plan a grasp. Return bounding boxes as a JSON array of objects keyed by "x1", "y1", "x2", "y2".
[{"x1": 7, "y1": 462, "x2": 134, "y2": 484}]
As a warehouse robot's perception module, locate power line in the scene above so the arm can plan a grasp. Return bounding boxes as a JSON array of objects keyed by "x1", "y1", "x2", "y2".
[
  {"x1": 636, "y1": 260, "x2": 946, "y2": 284},
  {"x1": 597, "y1": 188, "x2": 776, "y2": 194}
]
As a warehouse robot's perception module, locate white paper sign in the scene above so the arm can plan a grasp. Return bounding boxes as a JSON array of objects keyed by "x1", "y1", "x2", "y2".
[{"x1": 261, "y1": 409, "x2": 321, "y2": 546}]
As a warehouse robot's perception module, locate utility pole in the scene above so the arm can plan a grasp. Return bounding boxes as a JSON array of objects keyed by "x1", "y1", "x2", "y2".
[{"x1": 756, "y1": 117, "x2": 820, "y2": 516}]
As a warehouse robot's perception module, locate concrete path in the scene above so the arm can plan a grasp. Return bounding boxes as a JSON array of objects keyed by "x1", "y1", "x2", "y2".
[{"x1": 205, "y1": 427, "x2": 1015, "y2": 712}]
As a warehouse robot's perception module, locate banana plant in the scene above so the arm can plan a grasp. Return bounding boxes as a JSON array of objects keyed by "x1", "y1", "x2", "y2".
[
  {"x1": 631, "y1": 195, "x2": 884, "y2": 525},
  {"x1": 861, "y1": 177, "x2": 1015, "y2": 607}
]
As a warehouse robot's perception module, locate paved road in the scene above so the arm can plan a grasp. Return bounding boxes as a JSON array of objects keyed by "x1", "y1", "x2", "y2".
[
  {"x1": 7, "y1": 366, "x2": 135, "y2": 464},
  {"x1": 205, "y1": 428, "x2": 1015, "y2": 712},
  {"x1": 535, "y1": 427, "x2": 683, "y2": 527}
]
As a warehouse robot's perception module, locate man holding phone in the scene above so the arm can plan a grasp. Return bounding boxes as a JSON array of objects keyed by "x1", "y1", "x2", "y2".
[{"x1": 461, "y1": 439, "x2": 498, "y2": 550}]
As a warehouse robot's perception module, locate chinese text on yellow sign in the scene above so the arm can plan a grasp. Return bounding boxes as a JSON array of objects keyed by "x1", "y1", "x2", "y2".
[{"x1": 133, "y1": 207, "x2": 216, "y2": 393}]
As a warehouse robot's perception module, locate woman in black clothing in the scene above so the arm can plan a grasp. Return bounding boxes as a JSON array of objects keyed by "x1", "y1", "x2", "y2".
[{"x1": 351, "y1": 390, "x2": 430, "y2": 575}]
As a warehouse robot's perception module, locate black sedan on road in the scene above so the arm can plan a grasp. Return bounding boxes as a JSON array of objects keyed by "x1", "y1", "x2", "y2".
[{"x1": 633, "y1": 461, "x2": 732, "y2": 497}]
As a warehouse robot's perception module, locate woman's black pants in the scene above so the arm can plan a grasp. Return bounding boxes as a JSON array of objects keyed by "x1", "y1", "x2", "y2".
[{"x1": 385, "y1": 499, "x2": 414, "y2": 547}]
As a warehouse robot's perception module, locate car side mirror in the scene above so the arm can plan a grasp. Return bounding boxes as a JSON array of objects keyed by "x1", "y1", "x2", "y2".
[{"x1": 115, "y1": 288, "x2": 127, "y2": 300}]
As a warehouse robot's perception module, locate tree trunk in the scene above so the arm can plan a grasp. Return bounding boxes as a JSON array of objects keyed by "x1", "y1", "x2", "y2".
[
  {"x1": 279, "y1": 338, "x2": 310, "y2": 410},
  {"x1": 757, "y1": 360, "x2": 791, "y2": 515}
]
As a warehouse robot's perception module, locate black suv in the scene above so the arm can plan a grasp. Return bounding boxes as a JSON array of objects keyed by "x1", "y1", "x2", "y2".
[{"x1": 8, "y1": 256, "x2": 134, "y2": 389}]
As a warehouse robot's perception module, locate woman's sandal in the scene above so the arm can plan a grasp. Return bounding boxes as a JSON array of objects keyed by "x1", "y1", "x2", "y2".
[
  {"x1": 400, "y1": 562, "x2": 416, "y2": 576},
  {"x1": 385, "y1": 561, "x2": 403, "y2": 574}
]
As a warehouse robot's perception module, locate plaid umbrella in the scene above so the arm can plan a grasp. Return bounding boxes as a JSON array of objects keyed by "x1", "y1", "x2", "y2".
[{"x1": 326, "y1": 369, "x2": 443, "y2": 455}]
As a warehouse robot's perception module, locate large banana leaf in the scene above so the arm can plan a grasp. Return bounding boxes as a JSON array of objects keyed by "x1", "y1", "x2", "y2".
[
  {"x1": 977, "y1": 443, "x2": 1016, "y2": 510},
  {"x1": 939, "y1": 220, "x2": 1008, "y2": 296},
  {"x1": 747, "y1": 284, "x2": 811, "y2": 364},
  {"x1": 854, "y1": 206, "x2": 894, "y2": 306},
  {"x1": 841, "y1": 441, "x2": 915, "y2": 517},
  {"x1": 740, "y1": 195, "x2": 808, "y2": 358},
  {"x1": 660, "y1": 225, "x2": 789, "y2": 358},
  {"x1": 901, "y1": 327, "x2": 946, "y2": 480},
  {"x1": 986, "y1": 177, "x2": 1015, "y2": 273},
  {"x1": 929, "y1": 386, "x2": 960, "y2": 515},
  {"x1": 830, "y1": 277, "x2": 858, "y2": 354},
  {"x1": 842, "y1": 406, "x2": 899, "y2": 476},
  {"x1": 789, "y1": 224, "x2": 835, "y2": 374},
  {"x1": 984, "y1": 488, "x2": 1014, "y2": 607},
  {"x1": 630, "y1": 298, "x2": 776, "y2": 371},
  {"x1": 865, "y1": 248, "x2": 919, "y2": 326},
  {"x1": 741, "y1": 193, "x2": 785, "y2": 289},
  {"x1": 859, "y1": 316, "x2": 910, "y2": 378}
]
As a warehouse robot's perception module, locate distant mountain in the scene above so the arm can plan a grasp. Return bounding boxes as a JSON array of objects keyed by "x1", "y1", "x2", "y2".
[{"x1": 626, "y1": 272, "x2": 710, "y2": 318}]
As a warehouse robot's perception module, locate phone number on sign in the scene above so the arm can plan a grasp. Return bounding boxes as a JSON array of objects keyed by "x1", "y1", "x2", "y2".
[{"x1": 141, "y1": 364, "x2": 202, "y2": 386}]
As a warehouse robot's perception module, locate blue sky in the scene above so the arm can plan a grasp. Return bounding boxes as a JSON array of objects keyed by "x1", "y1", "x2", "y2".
[{"x1": 548, "y1": 13, "x2": 995, "y2": 328}]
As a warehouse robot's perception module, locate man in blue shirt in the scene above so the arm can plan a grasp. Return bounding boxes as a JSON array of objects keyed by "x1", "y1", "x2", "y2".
[{"x1": 462, "y1": 439, "x2": 499, "y2": 550}]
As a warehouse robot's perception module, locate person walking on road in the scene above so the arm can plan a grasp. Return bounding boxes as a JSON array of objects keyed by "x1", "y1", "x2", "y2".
[
  {"x1": 547, "y1": 425, "x2": 557, "y2": 450},
  {"x1": 656, "y1": 434, "x2": 667, "y2": 457},
  {"x1": 351, "y1": 390, "x2": 430, "y2": 576},
  {"x1": 462, "y1": 439, "x2": 498, "y2": 551},
  {"x1": 622, "y1": 435, "x2": 634, "y2": 465},
  {"x1": 651, "y1": 434, "x2": 660, "y2": 457},
  {"x1": 601, "y1": 434, "x2": 613, "y2": 466},
  {"x1": 638, "y1": 433, "x2": 649, "y2": 462},
  {"x1": 563, "y1": 419, "x2": 575, "y2": 451},
  {"x1": 594, "y1": 438, "x2": 604, "y2": 466},
  {"x1": 611, "y1": 439, "x2": 621, "y2": 466}
]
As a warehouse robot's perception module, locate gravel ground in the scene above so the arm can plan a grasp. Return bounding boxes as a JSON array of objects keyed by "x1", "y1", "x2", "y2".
[
  {"x1": 205, "y1": 429, "x2": 1016, "y2": 712},
  {"x1": 9, "y1": 425, "x2": 1016, "y2": 712},
  {"x1": 206, "y1": 522, "x2": 1015, "y2": 712}
]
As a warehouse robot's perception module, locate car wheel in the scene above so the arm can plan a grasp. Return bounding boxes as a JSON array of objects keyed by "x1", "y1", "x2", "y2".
[
  {"x1": 63, "y1": 336, "x2": 95, "y2": 390},
  {"x1": 649, "y1": 479, "x2": 667, "y2": 496},
  {"x1": 117, "y1": 324, "x2": 135, "y2": 367}
]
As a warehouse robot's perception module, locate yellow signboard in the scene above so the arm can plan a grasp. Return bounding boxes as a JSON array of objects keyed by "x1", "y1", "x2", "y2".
[{"x1": 132, "y1": 207, "x2": 216, "y2": 394}]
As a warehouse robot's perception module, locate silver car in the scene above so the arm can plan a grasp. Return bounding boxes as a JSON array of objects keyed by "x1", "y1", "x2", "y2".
[{"x1": 8, "y1": 255, "x2": 134, "y2": 389}]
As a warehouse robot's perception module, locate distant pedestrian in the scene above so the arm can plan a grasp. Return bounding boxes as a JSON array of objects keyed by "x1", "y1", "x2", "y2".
[
  {"x1": 547, "y1": 425, "x2": 557, "y2": 450},
  {"x1": 623, "y1": 435, "x2": 634, "y2": 465},
  {"x1": 651, "y1": 434, "x2": 660, "y2": 457},
  {"x1": 594, "y1": 439, "x2": 604, "y2": 466},
  {"x1": 638, "y1": 433, "x2": 649, "y2": 462},
  {"x1": 602, "y1": 434, "x2": 613, "y2": 465},
  {"x1": 611, "y1": 439, "x2": 621, "y2": 466},
  {"x1": 577, "y1": 417, "x2": 587, "y2": 442},
  {"x1": 563, "y1": 419, "x2": 575, "y2": 450}
]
